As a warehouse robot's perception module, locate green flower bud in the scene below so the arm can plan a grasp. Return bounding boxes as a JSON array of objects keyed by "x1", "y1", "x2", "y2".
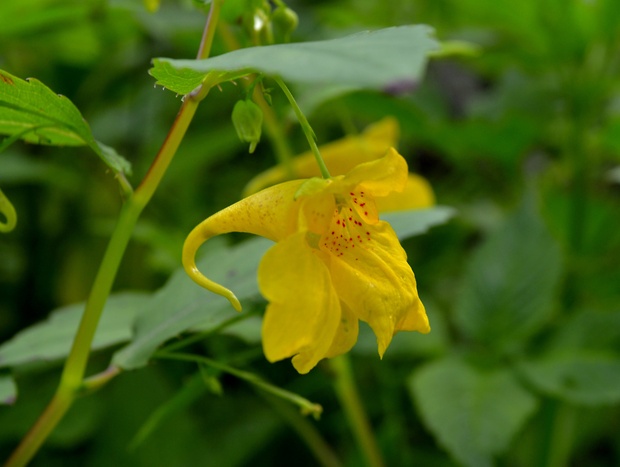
[
  {"x1": 232, "y1": 99, "x2": 263, "y2": 153},
  {"x1": 272, "y1": 6, "x2": 298, "y2": 42}
]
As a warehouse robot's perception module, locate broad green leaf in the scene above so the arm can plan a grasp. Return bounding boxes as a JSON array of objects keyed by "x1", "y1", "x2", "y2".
[
  {"x1": 150, "y1": 25, "x2": 438, "y2": 94},
  {"x1": 0, "y1": 69, "x2": 131, "y2": 175},
  {"x1": 453, "y1": 195, "x2": 562, "y2": 352},
  {"x1": 0, "y1": 292, "x2": 149, "y2": 369},
  {"x1": 516, "y1": 310, "x2": 620, "y2": 406},
  {"x1": 409, "y1": 357, "x2": 538, "y2": 467},
  {"x1": 0, "y1": 375, "x2": 17, "y2": 405},
  {"x1": 547, "y1": 310, "x2": 620, "y2": 351},
  {"x1": 383, "y1": 206, "x2": 455, "y2": 241},
  {"x1": 517, "y1": 351, "x2": 620, "y2": 406},
  {"x1": 112, "y1": 238, "x2": 272, "y2": 370}
]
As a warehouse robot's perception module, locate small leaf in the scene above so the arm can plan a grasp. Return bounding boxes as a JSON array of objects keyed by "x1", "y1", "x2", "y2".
[
  {"x1": 382, "y1": 206, "x2": 455, "y2": 240},
  {"x1": 0, "y1": 69, "x2": 131, "y2": 175},
  {"x1": 409, "y1": 357, "x2": 538, "y2": 467},
  {"x1": 0, "y1": 374, "x2": 17, "y2": 405},
  {"x1": 0, "y1": 293, "x2": 149, "y2": 369},
  {"x1": 517, "y1": 351, "x2": 620, "y2": 406},
  {"x1": 453, "y1": 194, "x2": 562, "y2": 352},
  {"x1": 150, "y1": 25, "x2": 438, "y2": 94}
]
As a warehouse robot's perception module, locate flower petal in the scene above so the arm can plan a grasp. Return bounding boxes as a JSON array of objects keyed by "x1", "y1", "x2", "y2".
[
  {"x1": 324, "y1": 301, "x2": 359, "y2": 358},
  {"x1": 182, "y1": 179, "x2": 305, "y2": 311},
  {"x1": 258, "y1": 232, "x2": 341, "y2": 374},
  {"x1": 242, "y1": 117, "x2": 399, "y2": 197},
  {"x1": 340, "y1": 148, "x2": 408, "y2": 198},
  {"x1": 376, "y1": 174, "x2": 436, "y2": 212},
  {"x1": 326, "y1": 221, "x2": 429, "y2": 357}
]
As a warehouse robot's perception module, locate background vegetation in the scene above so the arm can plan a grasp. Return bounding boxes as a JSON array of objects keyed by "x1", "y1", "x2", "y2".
[{"x1": 1, "y1": 0, "x2": 619, "y2": 465}]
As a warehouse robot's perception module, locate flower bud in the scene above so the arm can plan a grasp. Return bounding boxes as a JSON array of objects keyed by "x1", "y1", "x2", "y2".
[
  {"x1": 272, "y1": 6, "x2": 298, "y2": 42},
  {"x1": 232, "y1": 99, "x2": 263, "y2": 153}
]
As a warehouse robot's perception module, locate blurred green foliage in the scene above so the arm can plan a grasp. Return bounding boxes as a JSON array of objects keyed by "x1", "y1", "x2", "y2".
[{"x1": 1, "y1": 0, "x2": 620, "y2": 466}]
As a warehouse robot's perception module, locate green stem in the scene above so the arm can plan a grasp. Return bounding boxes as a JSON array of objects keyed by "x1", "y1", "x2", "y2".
[
  {"x1": 274, "y1": 77, "x2": 331, "y2": 179},
  {"x1": 259, "y1": 392, "x2": 343, "y2": 467},
  {"x1": 330, "y1": 355, "x2": 385, "y2": 467},
  {"x1": 252, "y1": 83, "x2": 295, "y2": 177},
  {"x1": 5, "y1": 2, "x2": 224, "y2": 465},
  {"x1": 154, "y1": 351, "x2": 323, "y2": 418},
  {"x1": 537, "y1": 399, "x2": 577, "y2": 467}
]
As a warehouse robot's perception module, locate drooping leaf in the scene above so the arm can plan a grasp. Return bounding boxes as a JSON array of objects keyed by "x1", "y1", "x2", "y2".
[
  {"x1": 112, "y1": 238, "x2": 272, "y2": 370},
  {"x1": 0, "y1": 69, "x2": 131, "y2": 175},
  {"x1": 453, "y1": 194, "x2": 562, "y2": 352},
  {"x1": 0, "y1": 292, "x2": 149, "y2": 369},
  {"x1": 0, "y1": 374, "x2": 17, "y2": 405},
  {"x1": 382, "y1": 206, "x2": 455, "y2": 241},
  {"x1": 517, "y1": 351, "x2": 620, "y2": 406},
  {"x1": 150, "y1": 25, "x2": 439, "y2": 94},
  {"x1": 409, "y1": 357, "x2": 538, "y2": 467}
]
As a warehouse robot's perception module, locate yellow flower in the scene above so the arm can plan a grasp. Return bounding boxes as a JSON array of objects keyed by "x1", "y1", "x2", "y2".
[
  {"x1": 243, "y1": 117, "x2": 435, "y2": 211},
  {"x1": 183, "y1": 148, "x2": 430, "y2": 373}
]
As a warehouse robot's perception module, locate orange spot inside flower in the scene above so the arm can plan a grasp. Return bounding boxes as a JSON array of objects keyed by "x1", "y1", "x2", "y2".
[{"x1": 320, "y1": 193, "x2": 374, "y2": 261}]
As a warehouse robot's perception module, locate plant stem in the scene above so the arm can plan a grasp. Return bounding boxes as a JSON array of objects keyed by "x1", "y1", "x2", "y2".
[
  {"x1": 537, "y1": 399, "x2": 577, "y2": 467},
  {"x1": 330, "y1": 355, "x2": 385, "y2": 467},
  {"x1": 274, "y1": 77, "x2": 331, "y2": 179},
  {"x1": 259, "y1": 392, "x2": 343, "y2": 467},
  {"x1": 154, "y1": 351, "x2": 323, "y2": 418},
  {"x1": 5, "y1": 2, "x2": 224, "y2": 465}
]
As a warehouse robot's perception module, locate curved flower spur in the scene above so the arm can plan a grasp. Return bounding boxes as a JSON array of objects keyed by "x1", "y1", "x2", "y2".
[{"x1": 183, "y1": 148, "x2": 430, "y2": 373}]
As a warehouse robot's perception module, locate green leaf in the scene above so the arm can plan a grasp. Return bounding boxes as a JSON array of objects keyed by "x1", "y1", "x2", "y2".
[
  {"x1": 453, "y1": 195, "x2": 562, "y2": 352},
  {"x1": 0, "y1": 292, "x2": 149, "y2": 369},
  {"x1": 150, "y1": 25, "x2": 438, "y2": 94},
  {"x1": 382, "y1": 206, "x2": 455, "y2": 240},
  {"x1": 0, "y1": 374, "x2": 17, "y2": 405},
  {"x1": 547, "y1": 310, "x2": 620, "y2": 351},
  {"x1": 409, "y1": 357, "x2": 538, "y2": 467},
  {"x1": 517, "y1": 351, "x2": 620, "y2": 406},
  {"x1": 0, "y1": 69, "x2": 131, "y2": 175},
  {"x1": 112, "y1": 238, "x2": 272, "y2": 370}
]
